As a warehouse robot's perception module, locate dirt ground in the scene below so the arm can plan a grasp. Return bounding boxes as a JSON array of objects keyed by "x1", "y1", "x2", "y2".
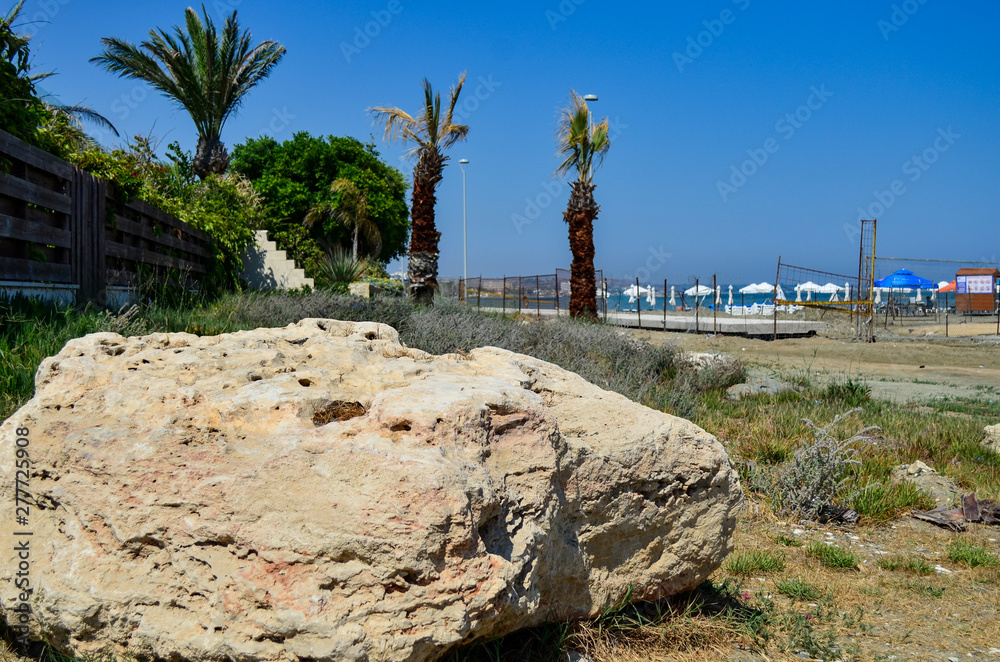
[{"x1": 631, "y1": 326, "x2": 1000, "y2": 403}]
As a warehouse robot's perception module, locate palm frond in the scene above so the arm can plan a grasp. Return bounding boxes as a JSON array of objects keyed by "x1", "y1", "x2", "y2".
[
  {"x1": 91, "y1": 6, "x2": 285, "y2": 148},
  {"x1": 554, "y1": 90, "x2": 611, "y2": 182},
  {"x1": 46, "y1": 104, "x2": 120, "y2": 136}
]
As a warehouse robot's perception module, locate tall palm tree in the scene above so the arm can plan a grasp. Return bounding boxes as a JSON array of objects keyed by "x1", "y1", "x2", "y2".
[
  {"x1": 91, "y1": 5, "x2": 285, "y2": 179},
  {"x1": 304, "y1": 178, "x2": 382, "y2": 262},
  {"x1": 369, "y1": 73, "x2": 469, "y2": 305},
  {"x1": 555, "y1": 91, "x2": 610, "y2": 319}
]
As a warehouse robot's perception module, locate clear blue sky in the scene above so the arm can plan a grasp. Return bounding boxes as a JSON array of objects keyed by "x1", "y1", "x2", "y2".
[{"x1": 21, "y1": 0, "x2": 1000, "y2": 285}]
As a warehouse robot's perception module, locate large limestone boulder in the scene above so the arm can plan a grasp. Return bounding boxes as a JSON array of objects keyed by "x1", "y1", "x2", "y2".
[
  {"x1": 1, "y1": 319, "x2": 741, "y2": 662},
  {"x1": 984, "y1": 424, "x2": 1000, "y2": 454}
]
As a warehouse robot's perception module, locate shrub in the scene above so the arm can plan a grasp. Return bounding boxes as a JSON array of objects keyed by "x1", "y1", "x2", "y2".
[{"x1": 773, "y1": 409, "x2": 878, "y2": 521}]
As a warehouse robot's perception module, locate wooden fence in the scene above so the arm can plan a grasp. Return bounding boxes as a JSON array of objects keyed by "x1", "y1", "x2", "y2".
[{"x1": 0, "y1": 128, "x2": 214, "y2": 304}]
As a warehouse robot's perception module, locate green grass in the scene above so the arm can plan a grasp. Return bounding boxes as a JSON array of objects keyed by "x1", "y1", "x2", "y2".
[
  {"x1": 946, "y1": 540, "x2": 1000, "y2": 568},
  {"x1": 846, "y1": 481, "x2": 937, "y2": 524},
  {"x1": 774, "y1": 534, "x2": 803, "y2": 547},
  {"x1": 903, "y1": 580, "x2": 945, "y2": 598},
  {"x1": 805, "y1": 542, "x2": 861, "y2": 570},
  {"x1": 775, "y1": 578, "x2": 822, "y2": 601},
  {"x1": 876, "y1": 554, "x2": 935, "y2": 575},
  {"x1": 724, "y1": 549, "x2": 787, "y2": 576}
]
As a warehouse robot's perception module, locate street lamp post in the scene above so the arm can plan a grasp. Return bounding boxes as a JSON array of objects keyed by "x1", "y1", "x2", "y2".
[{"x1": 459, "y1": 159, "x2": 469, "y2": 299}]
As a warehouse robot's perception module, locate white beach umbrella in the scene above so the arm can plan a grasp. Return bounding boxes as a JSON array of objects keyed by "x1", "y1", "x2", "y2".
[
  {"x1": 776, "y1": 284, "x2": 786, "y2": 301},
  {"x1": 715, "y1": 287, "x2": 722, "y2": 305},
  {"x1": 684, "y1": 285, "x2": 714, "y2": 297},
  {"x1": 874, "y1": 289, "x2": 882, "y2": 304},
  {"x1": 829, "y1": 290, "x2": 839, "y2": 302},
  {"x1": 738, "y1": 282, "x2": 759, "y2": 294},
  {"x1": 795, "y1": 286, "x2": 802, "y2": 302},
  {"x1": 647, "y1": 286, "x2": 656, "y2": 307},
  {"x1": 669, "y1": 286, "x2": 677, "y2": 307},
  {"x1": 844, "y1": 282, "x2": 851, "y2": 301},
  {"x1": 728, "y1": 285, "x2": 734, "y2": 306}
]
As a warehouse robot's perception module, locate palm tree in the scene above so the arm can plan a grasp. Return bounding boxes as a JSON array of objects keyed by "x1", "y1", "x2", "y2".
[
  {"x1": 369, "y1": 73, "x2": 469, "y2": 305},
  {"x1": 555, "y1": 91, "x2": 610, "y2": 319},
  {"x1": 304, "y1": 178, "x2": 382, "y2": 262},
  {"x1": 91, "y1": 5, "x2": 285, "y2": 179}
]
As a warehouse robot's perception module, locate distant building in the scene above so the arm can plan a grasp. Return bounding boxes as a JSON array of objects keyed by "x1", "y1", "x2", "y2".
[{"x1": 955, "y1": 268, "x2": 1000, "y2": 313}]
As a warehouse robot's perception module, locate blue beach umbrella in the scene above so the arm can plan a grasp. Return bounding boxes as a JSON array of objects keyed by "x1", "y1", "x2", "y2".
[{"x1": 874, "y1": 269, "x2": 936, "y2": 289}]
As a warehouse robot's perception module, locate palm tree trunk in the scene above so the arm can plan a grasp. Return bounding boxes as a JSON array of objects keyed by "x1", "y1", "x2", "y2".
[
  {"x1": 564, "y1": 180, "x2": 599, "y2": 319},
  {"x1": 408, "y1": 151, "x2": 444, "y2": 305},
  {"x1": 193, "y1": 135, "x2": 231, "y2": 179},
  {"x1": 352, "y1": 225, "x2": 359, "y2": 262}
]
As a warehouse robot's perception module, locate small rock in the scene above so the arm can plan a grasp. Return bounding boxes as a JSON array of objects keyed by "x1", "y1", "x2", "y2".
[
  {"x1": 891, "y1": 461, "x2": 961, "y2": 507},
  {"x1": 935, "y1": 565, "x2": 954, "y2": 574},
  {"x1": 726, "y1": 376, "x2": 793, "y2": 401}
]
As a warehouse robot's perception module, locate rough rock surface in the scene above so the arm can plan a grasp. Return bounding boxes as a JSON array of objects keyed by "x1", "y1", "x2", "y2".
[
  {"x1": 984, "y1": 424, "x2": 1000, "y2": 453},
  {"x1": 0, "y1": 319, "x2": 741, "y2": 662},
  {"x1": 891, "y1": 460, "x2": 960, "y2": 507}
]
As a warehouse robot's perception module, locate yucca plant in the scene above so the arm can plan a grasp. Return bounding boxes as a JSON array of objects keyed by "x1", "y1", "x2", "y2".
[
  {"x1": 315, "y1": 246, "x2": 366, "y2": 289},
  {"x1": 91, "y1": 5, "x2": 285, "y2": 178}
]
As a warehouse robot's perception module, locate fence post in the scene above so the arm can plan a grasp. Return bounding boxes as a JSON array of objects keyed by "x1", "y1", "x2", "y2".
[
  {"x1": 636, "y1": 277, "x2": 641, "y2": 329},
  {"x1": 663, "y1": 278, "x2": 667, "y2": 330},
  {"x1": 602, "y1": 277, "x2": 608, "y2": 323},
  {"x1": 459, "y1": 278, "x2": 464, "y2": 302},
  {"x1": 554, "y1": 272, "x2": 560, "y2": 315},
  {"x1": 71, "y1": 168, "x2": 107, "y2": 305},
  {"x1": 503, "y1": 276, "x2": 507, "y2": 315},
  {"x1": 535, "y1": 275, "x2": 541, "y2": 318},
  {"x1": 517, "y1": 277, "x2": 522, "y2": 315},
  {"x1": 694, "y1": 278, "x2": 700, "y2": 334},
  {"x1": 713, "y1": 273, "x2": 718, "y2": 335}
]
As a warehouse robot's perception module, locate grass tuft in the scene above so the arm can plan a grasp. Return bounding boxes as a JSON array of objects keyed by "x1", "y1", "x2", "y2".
[
  {"x1": 724, "y1": 549, "x2": 786, "y2": 576},
  {"x1": 776, "y1": 578, "x2": 822, "y2": 601},
  {"x1": 946, "y1": 540, "x2": 1000, "y2": 568},
  {"x1": 805, "y1": 542, "x2": 861, "y2": 570},
  {"x1": 876, "y1": 554, "x2": 935, "y2": 575},
  {"x1": 774, "y1": 534, "x2": 803, "y2": 547}
]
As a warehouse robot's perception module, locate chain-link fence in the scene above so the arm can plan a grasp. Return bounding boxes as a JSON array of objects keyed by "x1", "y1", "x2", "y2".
[{"x1": 457, "y1": 270, "x2": 606, "y2": 318}]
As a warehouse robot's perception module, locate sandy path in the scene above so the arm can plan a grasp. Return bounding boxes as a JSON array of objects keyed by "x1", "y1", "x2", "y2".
[{"x1": 631, "y1": 331, "x2": 1000, "y2": 403}]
